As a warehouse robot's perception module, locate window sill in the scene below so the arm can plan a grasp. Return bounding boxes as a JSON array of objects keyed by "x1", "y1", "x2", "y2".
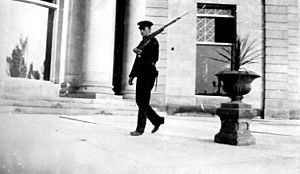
[{"x1": 196, "y1": 42, "x2": 232, "y2": 46}]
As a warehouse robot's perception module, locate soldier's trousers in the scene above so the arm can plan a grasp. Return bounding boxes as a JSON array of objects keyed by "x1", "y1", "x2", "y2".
[{"x1": 135, "y1": 76, "x2": 163, "y2": 133}]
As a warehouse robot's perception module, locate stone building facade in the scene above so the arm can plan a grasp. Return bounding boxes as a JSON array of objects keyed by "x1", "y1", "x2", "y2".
[{"x1": 0, "y1": 0, "x2": 300, "y2": 119}]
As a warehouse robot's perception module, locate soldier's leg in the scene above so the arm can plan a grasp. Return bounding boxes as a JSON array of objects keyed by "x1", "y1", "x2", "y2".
[
  {"x1": 135, "y1": 110, "x2": 146, "y2": 133},
  {"x1": 147, "y1": 105, "x2": 164, "y2": 125},
  {"x1": 141, "y1": 77, "x2": 164, "y2": 125},
  {"x1": 135, "y1": 78, "x2": 149, "y2": 133}
]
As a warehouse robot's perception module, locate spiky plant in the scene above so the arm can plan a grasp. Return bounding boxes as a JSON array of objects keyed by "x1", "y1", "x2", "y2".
[{"x1": 208, "y1": 34, "x2": 262, "y2": 71}]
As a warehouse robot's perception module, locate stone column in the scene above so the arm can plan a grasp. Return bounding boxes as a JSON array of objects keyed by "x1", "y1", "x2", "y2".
[
  {"x1": 58, "y1": 0, "x2": 85, "y2": 97},
  {"x1": 121, "y1": 0, "x2": 146, "y2": 98},
  {"x1": 78, "y1": 0, "x2": 117, "y2": 97}
]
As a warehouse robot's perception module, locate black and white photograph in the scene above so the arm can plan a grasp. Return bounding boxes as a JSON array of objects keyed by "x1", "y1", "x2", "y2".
[{"x1": 0, "y1": 0, "x2": 300, "y2": 173}]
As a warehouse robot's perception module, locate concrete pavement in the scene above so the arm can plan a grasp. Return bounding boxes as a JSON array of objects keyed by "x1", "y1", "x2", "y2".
[{"x1": 0, "y1": 113, "x2": 299, "y2": 174}]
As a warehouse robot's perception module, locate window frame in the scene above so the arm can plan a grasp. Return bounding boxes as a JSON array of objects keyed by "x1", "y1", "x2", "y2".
[
  {"x1": 195, "y1": 3, "x2": 237, "y2": 96},
  {"x1": 12, "y1": 0, "x2": 58, "y2": 9},
  {"x1": 11, "y1": 0, "x2": 60, "y2": 82},
  {"x1": 196, "y1": 3, "x2": 236, "y2": 46}
]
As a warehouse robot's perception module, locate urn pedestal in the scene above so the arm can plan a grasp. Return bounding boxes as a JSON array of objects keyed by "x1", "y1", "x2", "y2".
[
  {"x1": 214, "y1": 101, "x2": 256, "y2": 145},
  {"x1": 214, "y1": 70, "x2": 260, "y2": 145}
]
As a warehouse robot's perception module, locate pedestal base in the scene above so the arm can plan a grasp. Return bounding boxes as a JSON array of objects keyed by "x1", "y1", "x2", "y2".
[
  {"x1": 214, "y1": 119, "x2": 255, "y2": 145},
  {"x1": 214, "y1": 101, "x2": 256, "y2": 146}
]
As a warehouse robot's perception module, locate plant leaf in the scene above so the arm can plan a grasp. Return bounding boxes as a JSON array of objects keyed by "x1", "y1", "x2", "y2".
[
  {"x1": 243, "y1": 48, "x2": 263, "y2": 60},
  {"x1": 206, "y1": 56, "x2": 230, "y2": 63},
  {"x1": 242, "y1": 38, "x2": 261, "y2": 59},
  {"x1": 211, "y1": 34, "x2": 263, "y2": 70},
  {"x1": 216, "y1": 49, "x2": 231, "y2": 62},
  {"x1": 241, "y1": 55, "x2": 261, "y2": 65}
]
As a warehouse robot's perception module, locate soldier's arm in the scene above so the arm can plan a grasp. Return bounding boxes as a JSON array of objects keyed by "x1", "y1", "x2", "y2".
[{"x1": 129, "y1": 58, "x2": 139, "y2": 78}]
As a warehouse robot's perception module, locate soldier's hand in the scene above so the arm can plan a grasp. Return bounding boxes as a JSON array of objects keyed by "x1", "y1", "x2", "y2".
[
  {"x1": 128, "y1": 77, "x2": 134, "y2": 85},
  {"x1": 133, "y1": 48, "x2": 142, "y2": 55}
]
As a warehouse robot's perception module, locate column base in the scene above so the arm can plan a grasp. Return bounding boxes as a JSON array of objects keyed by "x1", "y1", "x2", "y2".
[
  {"x1": 120, "y1": 88, "x2": 135, "y2": 99},
  {"x1": 214, "y1": 101, "x2": 257, "y2": 146},
  {"x1": 75, "y1": 82, "x2": 115, "y2": 98}
]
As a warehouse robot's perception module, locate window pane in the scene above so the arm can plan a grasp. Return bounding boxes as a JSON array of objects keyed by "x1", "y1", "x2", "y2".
[
  {"x1": 198, "y1": 5, "x2": 233, "y2": 16},
  {"x1": 196, "y1": 4, "x2": 235, "y2": 44},
  {"x1": 6, "y1": 1, "x2": 49, "y2": 80},
  {"x1": 196, "y1": 45, "x2": 230, "y2": 95},
  {"x1": 216, "y1": 9, "x2": 232, "y2": 15},
  {"x1": 197, "y1": 17, "x2": 215, "y2": 42},
  {"x1": 215, "y1": 18, "x2": 235, "y2": 43}
]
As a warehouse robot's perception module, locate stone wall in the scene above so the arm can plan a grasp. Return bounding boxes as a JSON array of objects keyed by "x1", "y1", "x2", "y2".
[
  {"x1": 166, "y1": 0, "x2": 198, "y2": 107},
  {"x1": 165, "y1": 0, "x2": 264, "y2": 111},
  {"x1": 288, "y1": 0, "x2": 300, "y2": 119},
  {"x1": 146, "y1": 0, "x2": 168, "y2": 106},
  {"x1": 264, "y1": 0, "x2": 300, "y2": 119},
  {"x1": 162, "y1": 0, "x2": 300, "y2": 119}
]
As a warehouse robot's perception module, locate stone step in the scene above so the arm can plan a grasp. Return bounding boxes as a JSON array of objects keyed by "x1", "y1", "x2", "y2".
[
  {"x1": 0, "y1": 98, "x2": 137, "y2": 110},
  {"x1": 0, "y1": 106, "x2": 137, "y2": 116},
  {"x1": 0, "y1": 93, "x2": 137, "y2": 107},
  {"x1": 0, "y1": 93, "x2": 138, "y2": 116}
]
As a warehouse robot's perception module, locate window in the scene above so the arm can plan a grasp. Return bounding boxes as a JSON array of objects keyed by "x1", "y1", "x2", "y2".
[
  {"x1": 196, "y1": 4, "x2": 235, "y2": 44},
  {"x1": 6, "y1": 0, "x2": 58, "y2": 80},
  {"x1": 195, "y1": 4, "x2": 236, "y2": 95}
]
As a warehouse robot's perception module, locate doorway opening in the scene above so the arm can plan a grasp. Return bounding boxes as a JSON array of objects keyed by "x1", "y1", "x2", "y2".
[{"x1": 113, "y1": 0, "x2": 126, "y2": 94}]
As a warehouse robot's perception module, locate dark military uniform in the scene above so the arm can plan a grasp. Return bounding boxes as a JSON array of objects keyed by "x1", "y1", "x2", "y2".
[{"x1": 129, "y1": 36, "x2": 164, "y2": 134}]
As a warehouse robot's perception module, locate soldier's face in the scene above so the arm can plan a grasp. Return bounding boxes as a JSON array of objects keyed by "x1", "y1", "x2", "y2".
[{"x1": 140, "y1": 27, "x2": 151, "y2": 37}]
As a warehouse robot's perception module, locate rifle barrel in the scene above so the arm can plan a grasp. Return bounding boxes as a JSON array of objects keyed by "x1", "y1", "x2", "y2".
[
  {"x1": 137, "y1": 11, "x2": 189, "y2": 50},
  {"x1": 152, "y1": 11, "x2": 189, "y2": 37}
]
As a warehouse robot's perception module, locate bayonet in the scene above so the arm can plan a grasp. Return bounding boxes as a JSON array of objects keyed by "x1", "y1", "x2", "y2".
[{"x1": 137, "y1": 12, "x2": 190, "y2": 50}]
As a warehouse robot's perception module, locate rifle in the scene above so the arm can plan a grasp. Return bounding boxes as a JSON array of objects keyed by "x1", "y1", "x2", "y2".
[{"x1": 136, "y1": 11, "x2": 189, "y2": 50}]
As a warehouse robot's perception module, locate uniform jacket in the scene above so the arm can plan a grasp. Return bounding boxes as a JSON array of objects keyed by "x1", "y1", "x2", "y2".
[{"x1": 129, "y1": 37, "x2": 159, "y2": 78}]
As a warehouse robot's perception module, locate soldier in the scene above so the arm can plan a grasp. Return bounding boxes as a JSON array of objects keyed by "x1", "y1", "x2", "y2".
[{"x1": 128, "y1": 20, "x2": 165, "y2": 136}]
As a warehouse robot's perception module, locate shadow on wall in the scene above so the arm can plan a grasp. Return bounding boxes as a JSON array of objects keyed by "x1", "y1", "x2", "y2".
[
  {"x1": 165, "y1": 104, "x2": 263, "y2": 118},
  {"x1": 166, "y1": 104, "x2": 217, "y2": 116}
]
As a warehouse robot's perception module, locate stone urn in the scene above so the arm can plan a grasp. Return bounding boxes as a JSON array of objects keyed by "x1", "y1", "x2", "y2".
[
  {"x1": 214, "y1": 70, "x2": 260, "y2": 145},
  {"x1": 216, "y1": 70, "x2": 260, "y2": 101}
]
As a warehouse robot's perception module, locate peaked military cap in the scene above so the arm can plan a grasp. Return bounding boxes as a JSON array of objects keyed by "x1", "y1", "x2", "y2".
[{"x1": 137, "y1": 20, "x2": 153, "y2": 29}]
